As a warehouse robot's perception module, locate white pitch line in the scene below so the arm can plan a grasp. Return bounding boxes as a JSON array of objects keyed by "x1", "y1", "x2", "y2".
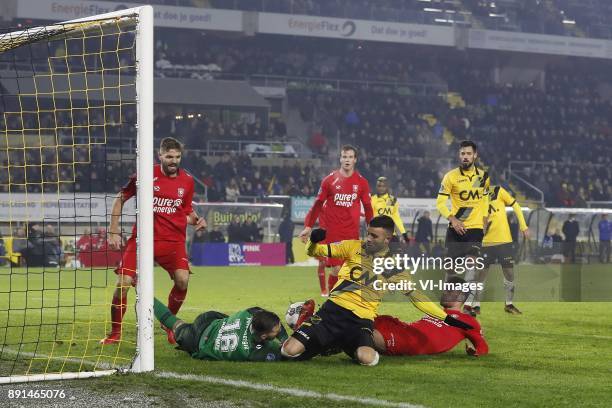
[
  {"x1": 156, "y1": 371, "x2": 425, "y2": 408},
  {"x1": 2, "y1": 349, "x2": 425, "y2": 407}
]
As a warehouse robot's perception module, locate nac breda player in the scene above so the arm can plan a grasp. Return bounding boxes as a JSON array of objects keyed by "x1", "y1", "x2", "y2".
[
  {"x1": 283, "y1": 216, "x2": 473, "y2": 366},
  {"x1": 101, "y1": 137, "x2": 206, "y2": 345},
  {"x1": 472, "y1": 185, "x2": 529, "y2": 315},
  {"x1": 437, "y1": 140, "x2": 489, "y2": 294},
  {"x1": 370, "y1": 176, "x2": 408, "y2": 242},
  {"x1": 298, "y1": 145, "x2": 374, "y2": 296},
  {"x1": 373, "y1": 277, "x2": 488, "y2": 357}
]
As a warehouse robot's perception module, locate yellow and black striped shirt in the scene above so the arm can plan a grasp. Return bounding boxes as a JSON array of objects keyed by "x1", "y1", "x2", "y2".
[
  {"x1": 306, "y1": 239, "x2": 448, "y2": 321},
  {"x1": 371, "y1": 193, "x2": 405, "y2": 234},
  {"x1": 437, "y1": 166, "x2": 490, "y2": 230},
  {"x1": 483, "y1": 186, "x2": 528, "y2": 246}
]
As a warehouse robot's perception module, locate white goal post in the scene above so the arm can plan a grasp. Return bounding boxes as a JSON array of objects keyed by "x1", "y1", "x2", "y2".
[{"x1": 0, "y1": 5, "x2": 154, "y2": 383}]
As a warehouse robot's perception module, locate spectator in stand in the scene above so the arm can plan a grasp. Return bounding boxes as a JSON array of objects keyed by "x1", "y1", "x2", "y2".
[
  {"x1": 562, "y1": 214, "x2": 580, "y2": 263},
  {"x1": 278, "y1": 212, "x2": 295, "y2": 264},
  {"x1": 227, "y1": 216, "x2": 243, "y2": 243},
  {"x1": 208, "y1": 226, "x2": 226, "y2": 243},
  {"x1": 77, "y1": 228, "x2": 92, "y2": 253},
  {"x1": 225, "y1": 178, "x2": 240, "y2": 202},
  {"x1": 243, "y1": 215, "x2": 262, "y2": 242},
  {"x1": 415, "y1": 211, "x2": 433, "y2": 255},
  {"x1": 599, "y1": 214, "x2": 611, "y2": 263},
  {"x1": 192, "y1": 228, "x2": 208, "y2": 244},
  {"x1": 43, "y1": 224, "x2": 63, "y2": 267}
]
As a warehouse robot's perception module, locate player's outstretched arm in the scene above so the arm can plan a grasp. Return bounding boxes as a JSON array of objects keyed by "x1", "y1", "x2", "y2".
[{"x1": 305, "y1": 231, "x2": 355, "y2": 260}]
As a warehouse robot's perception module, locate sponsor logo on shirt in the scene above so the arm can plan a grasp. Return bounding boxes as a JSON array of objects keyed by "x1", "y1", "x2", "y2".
[
  {"x1": 153, "y1": 197, "x2": 183, "y2": 214},
  {"x1": 334, "y1": 193, "x2": 358, "y2": 207}
]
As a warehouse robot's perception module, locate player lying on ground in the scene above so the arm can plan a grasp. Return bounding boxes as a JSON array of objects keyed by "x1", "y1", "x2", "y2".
[
  {"x1": 282, "y1": 215, "x2": 474, "y2": 366},
  {"x1": 101, "y1": 137, "x2": 207, "y2": 345},
  {"x1": 154, "y1": 298, "x2": 288, "y2": 361},
  {"x1": 373, "y1": 276, "x2": 489, "y2": 357},
  {"x1": 299, "y1": 144, "x2": 373, "y2": 297}
]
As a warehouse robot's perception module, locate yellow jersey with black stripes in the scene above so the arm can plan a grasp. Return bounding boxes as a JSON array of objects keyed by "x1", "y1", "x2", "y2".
[
  {"x1": 306, "y1": 239, "x2": 447, "y2": 321},
  {"x1": 371, "y1": 193, "x2": 405, "y2": 234},
  {"x1": 483, "y1": 186, "x2": 528, "y2": 246},
  {"x1": 437, "y1": 166, "x2": 490, "y2": 229}
]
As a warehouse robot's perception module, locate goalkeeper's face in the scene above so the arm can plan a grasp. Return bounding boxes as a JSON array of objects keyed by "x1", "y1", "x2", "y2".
[
  {"x1": 159, "y1": 148, "x2": 182, "y2": 176},
  {"x1": 458, "y1": 146, "x2": 477, "y2": 170},
  {"x1": 259, "y1": 323, "x2": 282, "y2": 342},
  {"x1": 365, "y1": 226, "x2": 390, "y2": 255}
]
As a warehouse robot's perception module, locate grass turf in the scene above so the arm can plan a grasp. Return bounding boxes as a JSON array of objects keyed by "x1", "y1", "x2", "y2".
[{"x1": 1, "y1": 265, "x2": 611, "y2": 407}]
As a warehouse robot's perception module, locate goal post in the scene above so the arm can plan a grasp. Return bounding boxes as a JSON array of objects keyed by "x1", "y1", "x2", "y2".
[{"x1": 0, "y1": 5, "x2": 154, "y2": 383}]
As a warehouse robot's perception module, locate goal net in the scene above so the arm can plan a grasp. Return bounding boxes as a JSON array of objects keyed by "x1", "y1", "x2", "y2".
[{"x1": 0, "y1": 6, "x2": 154, "y2": 383}]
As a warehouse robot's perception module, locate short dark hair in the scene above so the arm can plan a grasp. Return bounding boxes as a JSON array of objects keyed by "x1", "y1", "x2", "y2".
[
  {"x1": 369, "y1": 215, "x2": 395, "y2": 235},
  {"x1": 459, "y1": 140, "x2": 477, "y2": 152},
  {"x1": 376, "y1": 176, "x2": 388, "y2": 183},
  {"x1": 251, "y1": 310, "x2": 280, "y2": 338},
  {"x1": 341, "y1": 144, "x2": 359, "y2": 158},
  {"x1": 160, "y1": 137, "x2": 183, "y2": 152}
]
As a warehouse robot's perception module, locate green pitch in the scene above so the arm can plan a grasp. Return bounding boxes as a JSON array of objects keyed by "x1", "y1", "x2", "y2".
[{"x1": 1, "y1": 265, "x2": 611, "y2": 407}]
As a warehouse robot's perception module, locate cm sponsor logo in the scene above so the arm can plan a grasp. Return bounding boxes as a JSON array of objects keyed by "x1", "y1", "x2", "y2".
[{"x1": 459, "y1": 190, "x2": 481, "y2": 201}]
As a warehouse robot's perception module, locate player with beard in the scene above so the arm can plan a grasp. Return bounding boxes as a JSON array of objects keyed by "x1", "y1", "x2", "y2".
[
  {"x1": 101, "y1": 137, "x2": 206, "y2": 345},
  {"x1": 284, "y1": 216, "x2": 474, "y2": 366},
  {"x1": 436, "y1": 140, "x2": 490, "y2": 314},
  {"x1": 298, "y1": 145, "x2": 374, "y2": 297}
]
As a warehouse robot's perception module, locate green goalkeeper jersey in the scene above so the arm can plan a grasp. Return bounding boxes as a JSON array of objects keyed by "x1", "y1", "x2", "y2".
[{"x1": 192, "y1": 309, "x2": 287, "y2": 362}]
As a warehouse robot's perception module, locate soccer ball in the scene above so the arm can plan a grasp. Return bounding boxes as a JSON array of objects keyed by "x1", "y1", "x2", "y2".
[{"x1": 285, "y1": 301, "x2": 305, "y2": 330}]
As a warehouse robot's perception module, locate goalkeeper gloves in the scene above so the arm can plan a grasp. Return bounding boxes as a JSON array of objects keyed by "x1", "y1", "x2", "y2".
[
  {"x1": 444, "y1": 314, "x2": 474, "y2": 330},
  {"x1": 310, "y1": 228, "x2": 326, "y2": 244}
]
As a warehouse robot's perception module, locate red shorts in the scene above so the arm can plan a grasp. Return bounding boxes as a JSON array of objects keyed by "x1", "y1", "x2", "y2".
[
  {"x1": 115, "y1": 237, "x2": 190, "y2": 282},
  {"x1": 373, "y1": 315, "x2": 416, "y2": 356},
  {"x1": 321, "y1": 230, "x2": 359, "y2": 268}
]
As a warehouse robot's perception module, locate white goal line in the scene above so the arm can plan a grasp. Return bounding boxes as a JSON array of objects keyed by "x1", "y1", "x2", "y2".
[{"x1": 1, "y1": 348, "x2": 424, "y2": 407}]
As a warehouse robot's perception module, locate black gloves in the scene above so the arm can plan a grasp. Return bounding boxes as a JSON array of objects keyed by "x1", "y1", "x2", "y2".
[
  {"x1": 310, "y1": 228, "x2": 327, "y2": 244},
  {"x1": 444, "y1": 314, "x2": 474, "y2": 330}
]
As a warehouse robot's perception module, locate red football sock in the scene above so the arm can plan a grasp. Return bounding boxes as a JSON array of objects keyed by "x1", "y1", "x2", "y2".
[
  {"x1": 317, "y1": 262, "x2": 326, "y2": 293},
  {"x1": 328, "y1": 275, "x2": 338, "y2": 291},
  {"x1": 168, "y1": 285, "x2": 187, "y2": 315},
  {"x1": 110, "y1": 292, "x2": 127, "y2": 334}
]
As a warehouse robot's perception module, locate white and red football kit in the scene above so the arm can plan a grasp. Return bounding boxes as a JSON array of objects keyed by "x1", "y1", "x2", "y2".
[
  {"x1": 116, "y1": 164, "x2": 195, "y2": 282},
  {"x1": 305, "y1": 169, "x2": 373, "y2": 267},
  {"x1": 374, "y1": 309, "x2": 488, "y2": 356}
]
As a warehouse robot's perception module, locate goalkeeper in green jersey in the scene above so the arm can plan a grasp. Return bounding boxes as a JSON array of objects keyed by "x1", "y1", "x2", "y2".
[{"x1": 154, "y1": 298, "x2": 288, "y2": 362}]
